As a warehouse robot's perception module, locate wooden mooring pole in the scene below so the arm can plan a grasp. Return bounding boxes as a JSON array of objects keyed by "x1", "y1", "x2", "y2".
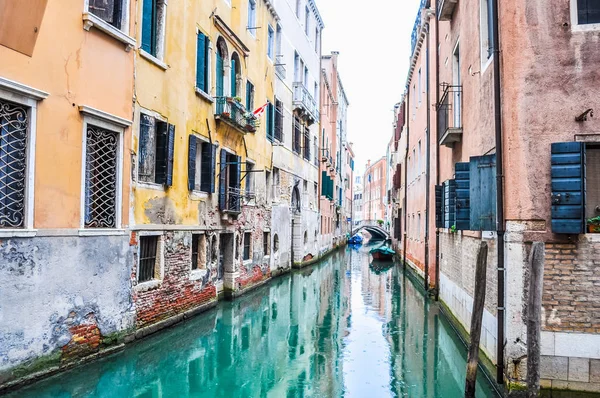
[
  {"x1": 527, "y1": 242, "x2": 545, "y2": 398},
  {"x1": 465, "y1": 241, "x2": 488, "y2": 398}
]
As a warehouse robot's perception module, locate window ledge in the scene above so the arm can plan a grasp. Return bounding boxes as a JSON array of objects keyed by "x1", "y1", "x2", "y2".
[
  {"x1": 136, "y1": 181, "x2": 166, "y2": 191},
  {"x1": 583, "y1": 233, "x2": 600, "y2": 243},
  {"x1": 82, "y1": 12, "x2": 136, "y2": 52},
  {"x1": 195, "y1": 88, "x2": 215, "y2": 103},
  {"x1": 140, "y1": 50, "x2": 168, "y2": 70},
  {"x1": 134, "y1": 279, "x2": 162, "y2": 292},
  {"x1": 190, "y1": 190, "x2": 209, "y2": 200},
  {"x1": 79, "y1": 229, "x2": 126, "y2": 236},
  {"x1": 0, "y1": 229, "x2": 37, "y2": 238},
  {"x1": 190, "y1": 269, "x2": 208, "y2": 281},
  {"x1": 572, "y1": 23, "x2": 600, "y2": 32}
]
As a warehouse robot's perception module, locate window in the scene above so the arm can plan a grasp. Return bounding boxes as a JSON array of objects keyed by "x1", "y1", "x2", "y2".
[
  {"x1": 188, "y1": 136, "x2": 216, "y2": 193},
  {"x1": 273, "y1": 234, "x2": 279, "y2": 252},
  {"x1": 576, "y1": 0, "x2": 600, "y2": 25},
  {"x1": 84, "y1": 124, "x2": 120, "y2": 228},
  {"x1": 303, "y1": 126, "x2": 310, "y2": 160},
  {"x1": 263, "y1": 232, "x2": 270, "y2": 256},
  {"x1": 0, "y1": 98, "x2": 29, "y2": 229},
  {"x1": 304, "y1": 66, "x2": 309, "y2": 86},
  {"x1": 296, "y1": 0, "x2": 301, "y2": 17},
  {"x1": 267, "y1": 25, "x2": 274, "y2": 59},
  {"x1": 293, "y1": 117, "x2": 302, "y2": 154},
  {"x1": 138, "y1": 113, "x2": 175, "y2": 186},
  {"x1": 246, "y1": 161, "x2": 254, "y2": 196},
  {"x1": 315, "y1": 28, "x2": 319, "y2": 52},
  {"x1": 266, "y1": 101, "x2": 274, "y2": 141},
  {"x1": 305, "y1": 6, "x2": 310, "y2": 35},
  {"x1": 274, "y1": 99, "x2": 284, "y2": 142},
  {"x1": 417, "y1": 68, "x2": 422, "y2": 106},
  {"x1": 88, "y1": 0, "x2": 126, "y2": 29},
  {"x1": 191, "y1": 234, "x2": 206, "y2": 270},
  {"x1": 246, "y1": 81, "x2": 255, "y2": 111},
  {"x1": 196, "y1": 32, "x2": 210, "y2": 93},
  {"x1": 141, "y1": 0, "x2": 166, "y2": 59},
  {"x1": 138, "y1": 235, "x2": 159, "y2": 282},
  {"x1": 480, "y1": 0, "x2": 494, "y2": 63},
  {"x1": 243, "y1": 232, "x2": 251, "y2": 260},
  {"x1": 248, "y1": 0, "x2": 257, "y2": 36},
  {"x1": 418, "y1": 140, "x2": 422, "y2": 175},
  {"x1": 412, "y1": 84, "x2": 416, "y2": 117}
]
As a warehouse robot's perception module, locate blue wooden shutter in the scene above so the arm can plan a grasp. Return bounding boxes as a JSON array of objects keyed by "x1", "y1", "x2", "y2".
[
  {"x1": 435, "y1": 185, "x2": 443, "y2": 228},
  {"x1": 199, "y1": 142, "x2": 210, "y2": 192},
  {"x1": 455, "y1": 162, "x2": 470, "y2": 230},
  {"x1": 165, "y1": 124, "x2": 175, "y2": 187},
  {"x1": 154, "y1": 120, "x2": 168, "y2": 184},
  {"x1": 230, "y1": 58, "x2": 236, "y2": 97},
  {"x1": 216, "y1": 52, "x2": 224, "y2": 97},
  {"x1": 141, "y1": 0, "x2": 155, "y2": 54},
  {"x1": 196, "y1": 33, "x2": 206, "y2": 92},
  {"x1": 219, "y1": 149, "x2": 227, "y2": 210},
  {"x1": 443, "y1": 180, "x2": 456, "y2": 229},
  {"x1": 551, "y1": 142, "x2": 585, "y2": 234},
  {"x1": 469, "y1": 154, "x2": 497, "y2": 231},
  {"x1": 188, "y1": 135, "x2": 197, "y2": 191},
  {"x1": 266, "y1": 102, "x2": 273, "y2": 140}
]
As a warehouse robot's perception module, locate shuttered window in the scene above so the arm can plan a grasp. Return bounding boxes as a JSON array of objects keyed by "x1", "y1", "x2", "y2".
[
  {"x1": 435, "y1": 185, "x2": 443, "y2": 228},
  {"x1": 266, "y1": 101, "x2": 274, "y2": 141},
  {"x1": 454, "y1": 162, "x2": 470, "y2": 230},
  {"x1": 469, "y1": 154, "x2": 496, "y2": 231},
  {"x1": 577, "y1": 0, "x2": 600, "y2": 24},
  {"x1": 138, "y1": 114, "x2": 174, "y2": 186},
  {"x1": 89, "y1": 0, "x2": 124, "y2": 29},
  {"x1": 551, "y1": 142, "x2": 586, "y2": 234},
  {"x1": 188, "y1": 136, "x2": 216, "y2": 193},
  {"x1": 274, "y1": 99, "x2": 284, "y2": 142},
  {"x1": 243, "y1": 232, "x2": 251, "y2": 260},
  {"x1": 196, "y1": 32, "x2": 209, "y2": 93}
]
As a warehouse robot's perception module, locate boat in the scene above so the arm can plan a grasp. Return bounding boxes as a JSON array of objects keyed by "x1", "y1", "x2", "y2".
[
  {"x1": 348, "y1": 234, "x2": 363, "y2": 245},
  {"x1": 369, "y1": 245, "x2": 396, "y2": 261}
]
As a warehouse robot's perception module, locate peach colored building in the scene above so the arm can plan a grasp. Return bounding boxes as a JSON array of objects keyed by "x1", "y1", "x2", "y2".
[
  {"x1": 0, "y1": 0, "x2": 135, "y2": 385},
  {"x1": 392, "y1": 0, "x2": 600, "y2": 394},
  {"x1": 362, "y1": 157, "x2": 387, "y2": 225}
]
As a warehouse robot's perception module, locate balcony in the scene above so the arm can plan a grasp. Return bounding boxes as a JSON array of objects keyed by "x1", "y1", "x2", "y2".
[
  {"x1": 292, "y1": 82, "x2": 319, "y2": 125},
  {"x1": 437, "y1": 0, "x2": 458, "y2": 21},
  {"x1": 215, "y1": 97, "x2": 258, "y2": 134},
  {"x1": 438, "y1": 84, "x2": 463, "y2": 147}
]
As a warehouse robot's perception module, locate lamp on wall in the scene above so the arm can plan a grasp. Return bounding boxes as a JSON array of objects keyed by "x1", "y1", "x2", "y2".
[{"x1": 575, "y1": 108, "x2": 594, "y2": 122}]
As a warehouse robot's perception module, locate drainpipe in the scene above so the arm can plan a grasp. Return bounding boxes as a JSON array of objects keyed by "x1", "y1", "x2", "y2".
[
  {"x1": 424, "y1": 21, "x2": 431, "y2": 292},
  {"x1": 491, "y1": 0, "x2": 506, "y2": 385},
  {"x1": 434, "y1": 6, "x2": 441, "y2": 302}
]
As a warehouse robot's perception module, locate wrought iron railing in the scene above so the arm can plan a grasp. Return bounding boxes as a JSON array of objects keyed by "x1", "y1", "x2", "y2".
[
  {"x1": 292, "y1": 82, "x2": 319, "y2": 123},
  {"x1": 215, "y1": 97, "x2": 257, "y2": 133},
  {"x1": 303, "y1": 128, "x2": 310, "y2": 160},
  {"x1": 293, "y1": 118, "x2": 302, "y2": 154},
  {"x1": 274, "y1": 104, "x2": 284, "y2": 142},
  {"x1": 225, "y1": 187, "x2": 242, "y2": 213},
  {"x1": 437, "y1": 84, "x2": 462, "y2": 138}
]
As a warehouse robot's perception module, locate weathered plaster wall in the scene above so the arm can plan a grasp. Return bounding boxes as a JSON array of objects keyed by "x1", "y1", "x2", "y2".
[{"x1": 0, "y1": 236, "x2": 134, "y2": 383}]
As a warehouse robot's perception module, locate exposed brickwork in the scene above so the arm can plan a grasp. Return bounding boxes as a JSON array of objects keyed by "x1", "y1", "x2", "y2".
[
  {"x1": 132, "y1": 232, "x2": 218, "y2": 329},
  {"x1": 543, "y1": 239, "x2": 600, "y2": 333},
  {"x1": 61, "y1": 313, "x2": 102, "y2": 361}
]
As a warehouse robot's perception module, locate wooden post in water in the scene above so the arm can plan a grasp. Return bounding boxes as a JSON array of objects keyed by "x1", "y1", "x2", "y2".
[
  {"x1": 465, "y1": 241, "x2": 488, "y2": 398},
  {"x1": 527, "y1": 242, "x2": 545, "y2": 398}
]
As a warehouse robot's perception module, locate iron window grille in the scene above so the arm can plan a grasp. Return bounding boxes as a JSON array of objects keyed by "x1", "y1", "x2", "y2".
[
  {"x1": 303, "y1": 126, "x2": 311, "y2": 160},
  {"x1": 243, "y1": 232, "x2": 251, "y2": 260},
  {"x1": 139, "y1": 235, "x2": 159, "y2": 282},
  {"x1": 263, "y1": 232, "x2": 270, "y2": 256},
  {"x1": 274, "y1": 99, "x2": 284, "y2": 142},
  {"x1": 84, "y1": 124, "x2": 119, "y2": 228},
  {"x1": 293, "y1": 117, "x2": 302, "y2": 154},
  {"x1": 191, "y1": 234, "x2": 200, "y2": 270},
  {"x1": 0, "y1": 99, "x2": 28, "y2": 229}
]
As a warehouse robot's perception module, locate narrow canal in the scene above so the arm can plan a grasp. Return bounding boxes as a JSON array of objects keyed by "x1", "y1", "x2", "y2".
[{"x1": 8, "y1": 247, "x2": 500, "y2": 397}]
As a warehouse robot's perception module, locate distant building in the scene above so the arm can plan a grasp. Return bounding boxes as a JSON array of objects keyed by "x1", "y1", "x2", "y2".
[
  {"x1": 353, "y1": 175, "x2": 363, "y2": 226},
  {"x1": 362, "y1": 158, "x2": 387, "y2": 224}
]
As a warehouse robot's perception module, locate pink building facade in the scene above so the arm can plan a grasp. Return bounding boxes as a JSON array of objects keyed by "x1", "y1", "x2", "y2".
[
  {"x1": 391, "y1": 0, "x2": 600, "y2": 394},
  {"x1": 362, "y1": 157, "x2": 387, "y2": 225}
]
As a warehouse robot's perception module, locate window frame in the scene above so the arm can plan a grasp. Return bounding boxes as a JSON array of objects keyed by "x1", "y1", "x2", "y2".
[
  {"x1": 267, "y1": 25, "x2": 274, "y2": 60},
  {"x1": 479, "y1": 0, "x2": 494, "y2": 70},
  {"x1": 0, "y1": 78, "x2": 47, "y2": 237},
  {"x1": 571, "y1": 0, "x2": 600, "y2": 31},
  {"x1": 191, "y1": 134, "x2": 211, "y2": 195},
  {"x1": 140, "y1": 0, "x2": 168, "y2": 65},
  {"x1": 248, "y1": 0, "x2": 257, "y2": 37},
  {"x1": 136, "y1": 109, "x2": 168, "y2": 190},
  {"x1": 195, "y1": 29, "x2": 213, "y2": 101},
  {"x1": 135, "y1": 231, "x2": 164, "y2": 287},
  {"x1": 263, "y1": 230, "x2": 270, "y2": 257},
  {"x1": 243, "y1": 231, "x2": 252, "y2": 261},
  {"x1": 79, "y1": 105, "x2": 130, "y2": 234},
  {"x1": 83, "y1": 0, "x2": 136, "y2": 51}
]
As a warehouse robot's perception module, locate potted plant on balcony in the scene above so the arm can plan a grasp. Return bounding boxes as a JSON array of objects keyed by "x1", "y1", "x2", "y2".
[{"x1": 587, "y1": 216, "x2": 600, "y2": 233}]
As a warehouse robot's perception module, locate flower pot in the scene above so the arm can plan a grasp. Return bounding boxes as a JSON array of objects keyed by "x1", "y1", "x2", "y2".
[
  {"x1": 222, "y1": 112, "x2": 230, "y2": 118},
  {"x1": 245, "y1": 125, "x2": 256, "y2": 133},
  {"x1": 588, "y1": 224, "x2": 600, "y2": 233}
]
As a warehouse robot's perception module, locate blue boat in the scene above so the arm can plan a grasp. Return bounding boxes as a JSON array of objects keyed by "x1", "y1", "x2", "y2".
[{"x1": 348, "y1": 234, "x2": 363, "y2": 245}]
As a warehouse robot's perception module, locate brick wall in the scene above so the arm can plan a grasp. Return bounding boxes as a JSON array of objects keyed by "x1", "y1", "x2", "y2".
[{"x1": 543, "y1": 238, "x2": 600, "y2": 333}]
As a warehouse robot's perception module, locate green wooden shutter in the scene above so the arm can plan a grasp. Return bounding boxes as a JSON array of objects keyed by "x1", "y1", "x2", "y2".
[
  {"x1": 154, "y1": 120, "x2": 168, "y2": 184},
  {"x1": 219, "y1": 149, "x2": 227, "y2": 210},
  {"x1": 216, "y1": 52, "x2": 224, "y2": 97},
  {"x1": 165, "y1": 124, "x2": 175, "y2": 187},
  {"x1": 321, "y1": 171, "x2": 327, "y2": 196},
  {"x1": 230, "y1": 58, "x2": 236, "y2": 97},
  {"x1": 455, "y1": 162, "x2": 470, "y2": 230},
  {"x1": 188, "y1": 135, "x2": 197, "y2": 191},
  {"x1": 196, "y1": 33, "x2": 206, "y2": 92},
  {"x1": 444, "y1": 179, "x2": 456, "y2": 229},
  {"x1": 551, "y1": 142, "x2": 585, "y2": 234},
  {"x1": 469, "y1": 154, "x2": 497, "y2": 231},
  {"x1": 266, "y1": 102, "x2": 273, "y2": 140},
  {"x1": 435, "y1": 185, "x2": 443, "y2": 228},
  {"x1": 141, "y1": 0, "x2": 156, "y2": 54}
]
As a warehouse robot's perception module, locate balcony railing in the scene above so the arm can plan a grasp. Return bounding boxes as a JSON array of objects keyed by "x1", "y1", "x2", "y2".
[
  {"x1": 437, "y1": 0, "x2": 458, "y2": 21},
  {"x1": 292, "y1": 82, "x2": 319, "y2": 125},
  {"x1": 215, "y1": 97, "x2": 258, "y2": 134},
  {"x1": 437, "y1": 83, "x2": 463, "y2": 147}
]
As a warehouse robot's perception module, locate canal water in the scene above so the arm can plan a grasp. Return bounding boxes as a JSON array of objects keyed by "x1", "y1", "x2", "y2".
[{"x1": 8, "y1": 246, "x2": 500, "y2": 397}]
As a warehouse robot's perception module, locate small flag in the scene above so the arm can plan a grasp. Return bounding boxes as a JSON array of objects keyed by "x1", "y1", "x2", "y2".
[{"x1": 253, "y1": 103, "x2": 268, "y2": 118}]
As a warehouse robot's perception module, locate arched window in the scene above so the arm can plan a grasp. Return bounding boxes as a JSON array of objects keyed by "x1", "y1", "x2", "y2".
[
  {"x1": 216, "y1": 38, "x2": 229, "y2": 98},
  {"x1": 291, "y1": 186, "x2": 301, "y2": 213},
  {"x1": 230, "y1": 52, "x2": 241, "y2": 97}
]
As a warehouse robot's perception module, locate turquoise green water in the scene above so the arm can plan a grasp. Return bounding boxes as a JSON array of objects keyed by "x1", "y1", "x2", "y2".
[{"x1": 7, "y1": 247, "x2": 500, "y2": 397}]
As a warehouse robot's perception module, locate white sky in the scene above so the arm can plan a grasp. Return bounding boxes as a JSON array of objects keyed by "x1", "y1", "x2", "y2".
[{"x1": 317, "y1": 0, "x2": 421, "y2": 175}]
